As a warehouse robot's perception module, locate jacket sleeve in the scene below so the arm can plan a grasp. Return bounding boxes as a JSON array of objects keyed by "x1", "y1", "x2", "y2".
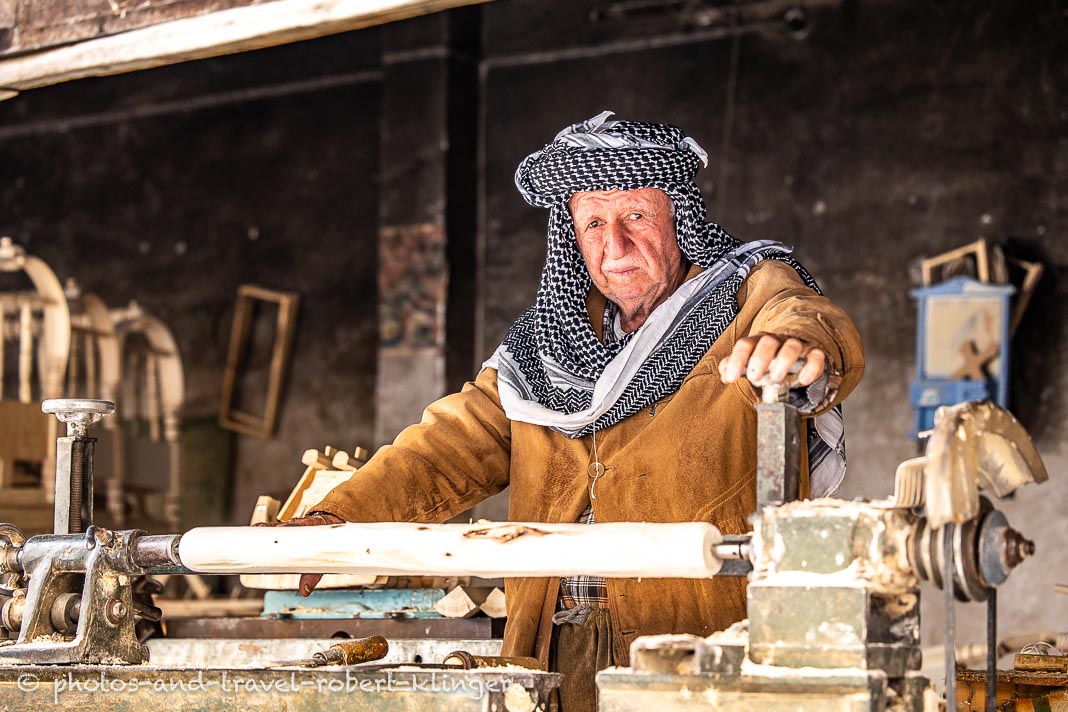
[
  {"x1": 730, "y1": 259, "x2": 865, "y2": 414},
  {"x1": 309, "y1": 368, "x2": 512, "y2": 523}
]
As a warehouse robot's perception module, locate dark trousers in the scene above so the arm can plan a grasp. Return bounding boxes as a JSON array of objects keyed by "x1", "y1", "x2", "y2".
[{"x1": 549, "y1": 608, "x2": 618, "y2": 712}]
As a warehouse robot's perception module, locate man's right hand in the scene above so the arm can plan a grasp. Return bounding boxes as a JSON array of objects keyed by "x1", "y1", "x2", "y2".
[{"x1": 253, "y1": 511, "x2": 345, "y2": 596}]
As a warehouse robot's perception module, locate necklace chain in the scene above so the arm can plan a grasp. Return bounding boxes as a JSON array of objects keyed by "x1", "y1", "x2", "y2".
[{"x1": 588, "y1": 429, "x2": 605, "y2": 500}]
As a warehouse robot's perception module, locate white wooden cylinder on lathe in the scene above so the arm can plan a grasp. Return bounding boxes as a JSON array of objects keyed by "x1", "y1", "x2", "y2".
[{"x1": 178, "y1": 521, "x2": 725, "y2": 578}]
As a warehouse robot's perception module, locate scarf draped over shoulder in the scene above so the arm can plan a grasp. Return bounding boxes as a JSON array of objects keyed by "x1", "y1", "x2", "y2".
[{"x1": 485, "y1": 111, "x2": 846, "y2": 497}]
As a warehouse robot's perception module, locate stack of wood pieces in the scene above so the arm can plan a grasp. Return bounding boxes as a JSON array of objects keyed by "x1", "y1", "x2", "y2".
[
  {"x1": 243, "y1": 444, "x2": 375, "y2": 591},
  {"x1": 246, "y1": 447, "x2": 509, "y2": 611},
  {"x1": 251, "y1": 445, "x2": 370, "y2": 528},
  {"x1": 433, "y1": 585, "x2": 506, "y2": 619}
]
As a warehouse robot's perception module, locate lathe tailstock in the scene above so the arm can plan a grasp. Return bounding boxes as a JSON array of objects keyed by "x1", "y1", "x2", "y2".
[{"x1": 597, "y1": 400, "x2": 1047, "y2": 712}]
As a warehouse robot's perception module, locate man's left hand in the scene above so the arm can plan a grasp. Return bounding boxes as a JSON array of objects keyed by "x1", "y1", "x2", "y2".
[
  {"x1": 253, "y1": 511, "x2": 345, "y2": 596},
  {"x1": 719, "y1": 332, "x2": 826, "y2": 387}
]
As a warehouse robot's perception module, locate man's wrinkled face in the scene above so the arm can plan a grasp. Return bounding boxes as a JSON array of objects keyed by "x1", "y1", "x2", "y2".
[{"x1": 569, "y1": 187, "x2": 688, "y2": 328}]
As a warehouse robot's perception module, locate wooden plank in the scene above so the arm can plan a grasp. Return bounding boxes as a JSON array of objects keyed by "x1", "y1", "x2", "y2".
[
  {"x1": 0, "y1": 501, "x2": 51, "y2": 535},
  {"x1": 1015, "y1": 653, "x2": 1068, "y2": 674},
  {"x1": 0, "y1": 488, "x2": 52, "y2": 506},
  {"x1": 158, "y1": 598, "x2": 265, "y2": 618},
  {"x1": 249, "y1": 495, "x2": 281, "y2": 525},
  {"x1": 957, "y1": 669, "x2": 1068, "y2": 711},
  {"x1": 0, "y1": 0, "x2": 491, "y2": 97},
  {"x1": 277, "y1": 467, "x2": 353, "y2": 521},
  {"x1": 0, "y1": 400, "x2": 50, "y2": 461},
  {"x1": 184, "y1": 573, "x2": 213, "y2": 600},
  {"x1": 10, "y1": 0, "x2": 254, "y2": 56}
]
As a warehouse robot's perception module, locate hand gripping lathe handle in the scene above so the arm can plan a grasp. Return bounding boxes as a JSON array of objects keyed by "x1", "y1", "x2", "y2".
[{"x1": 749, "y1": 359, "x2": 806, "y2": 512}]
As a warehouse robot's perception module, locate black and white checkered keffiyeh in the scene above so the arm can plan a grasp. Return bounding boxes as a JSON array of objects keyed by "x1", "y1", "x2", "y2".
[{"x1": 486, "y1": 111, "x2": 846, "y2": 497}]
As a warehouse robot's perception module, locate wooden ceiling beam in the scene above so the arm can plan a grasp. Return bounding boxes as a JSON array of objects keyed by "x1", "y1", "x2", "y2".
[{"x1": 0, "y1": 0, "x2": 488, "y2": 100}]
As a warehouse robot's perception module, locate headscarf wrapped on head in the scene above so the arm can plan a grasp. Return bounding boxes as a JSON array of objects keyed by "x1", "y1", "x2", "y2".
[{"x1": 487, "y1": 111, "x2": 846, "y2": 496}]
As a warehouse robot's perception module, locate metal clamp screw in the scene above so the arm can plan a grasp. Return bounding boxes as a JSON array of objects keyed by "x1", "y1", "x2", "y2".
[
  {"x1": 42, "y1": 399, "x2": 115, "y2": 438},
  {"x1": 104, "y1": 598, "x2": 127, "y2": 626}
]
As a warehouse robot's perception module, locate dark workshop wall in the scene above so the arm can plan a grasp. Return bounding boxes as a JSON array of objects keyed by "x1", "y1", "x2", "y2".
[
  {"x1": 0, "y1": 0, "x2": 1064, "y2": 647},
  {"x1": 478, "y1": 0, "x2": 1068, "y2": 647},
  {"x1": 480, "y1": 0, "x2": 1067, "y2": 481},
  {"x1": 0, "y1": 33, "x2": 384, "y2": 526}
]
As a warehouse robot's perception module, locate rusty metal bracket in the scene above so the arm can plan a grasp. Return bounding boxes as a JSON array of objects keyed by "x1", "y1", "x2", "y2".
[{"x1": 754, "y1": 374, "x2": 801, "y2": 513}]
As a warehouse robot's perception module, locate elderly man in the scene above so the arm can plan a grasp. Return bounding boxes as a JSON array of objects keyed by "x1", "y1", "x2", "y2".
[{"x1": 288, "y1": 112, "x2": 864, "y2": 711}]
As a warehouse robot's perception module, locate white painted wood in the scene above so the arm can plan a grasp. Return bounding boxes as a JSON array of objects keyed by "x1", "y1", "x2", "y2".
[
  {"x1": 84, "y1": 331, "x2": 96, "y2": 396},
  {"x1": 479, "y1": 587, "x2": 506, "y2": 618},
  {"x1": 433, "y1": 585, "x2": 492, "y2": 618},
  {"x1": 300, "y1": 448, "x2": 332, "y2": 470},
  {"x1": 180, "y1": 521, "x2": 725, "y2": 578},
  {"x1": 146, "y1": 352, "x2": 162, "y2": 441},
  {"x1": 17, "y1": 303, "x2": 31, "y2": 403},
  {"x1": 278, "y1": 468, "x2": 353, "y2": 522},
  {"x1": 66, "y1": 326, "x2": 79, "y2": 395},
  {"x1": 0, "y1": 0, "x2": 490, "y2": 94},
  {"x1": 331, "y1": 450, "x2": 365, "y2": 471}
]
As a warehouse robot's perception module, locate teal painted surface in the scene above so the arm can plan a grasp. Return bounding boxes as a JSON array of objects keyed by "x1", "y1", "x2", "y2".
[{"x1": 262, "y1": 589, "x2": 446, "y2": 619}]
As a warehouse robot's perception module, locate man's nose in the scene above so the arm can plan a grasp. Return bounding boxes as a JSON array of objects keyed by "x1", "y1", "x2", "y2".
[{"x1": 603, "y1": 222, "x2": 632, "y2": 258}]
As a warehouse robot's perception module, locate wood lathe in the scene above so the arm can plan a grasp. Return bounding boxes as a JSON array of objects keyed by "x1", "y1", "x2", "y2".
[{"x1": 0, "y1": 383, "x2": 1050, "y2": 711}]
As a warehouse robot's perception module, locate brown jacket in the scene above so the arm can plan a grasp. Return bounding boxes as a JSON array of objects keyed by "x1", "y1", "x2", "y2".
[{"x1": 313, "y1": 259, "x2": 865, "y2": 666}]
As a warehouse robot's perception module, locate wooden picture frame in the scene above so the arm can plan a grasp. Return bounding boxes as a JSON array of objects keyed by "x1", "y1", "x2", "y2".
[
  {"x1": 219, "y1": 284, "x2": 299, "y2": 438},
  {"x1": 1006, "y1": 256, "x2": 1044, "y2": 336},
  {"x1": 920, "y1": 239, "x2": 997, "y2": 286}
]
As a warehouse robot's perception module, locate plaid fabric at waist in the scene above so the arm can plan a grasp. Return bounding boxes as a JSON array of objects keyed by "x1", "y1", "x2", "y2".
[{"x1": 558, "y1": 504, "x2": 609, "y2": 610}]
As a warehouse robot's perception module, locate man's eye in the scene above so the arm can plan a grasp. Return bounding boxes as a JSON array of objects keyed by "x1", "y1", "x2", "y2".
[
  {"x1": 629, "y1": 213, "x2": 643, "y2": 220},
  {"x1": 587, "y1": 220, "x2": 602, "y2": 229}
]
